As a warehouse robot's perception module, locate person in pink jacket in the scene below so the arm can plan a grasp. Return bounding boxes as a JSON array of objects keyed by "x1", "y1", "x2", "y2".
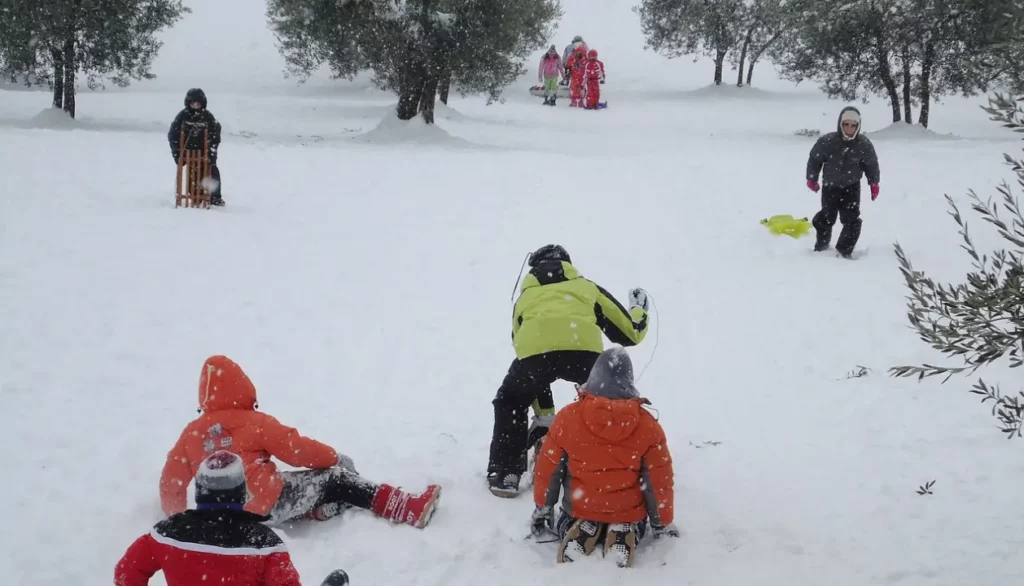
[{"x1": 538, "y1": 45, "x2": 563, "y2": 106}]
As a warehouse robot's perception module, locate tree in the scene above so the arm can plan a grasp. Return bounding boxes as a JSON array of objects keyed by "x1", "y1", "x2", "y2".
[
  {"x1": 0, "y1": 0, "x2": 190, "y2": 118},
  {"x1": 635, "y1": 0, "x2": 745, "y2": 85},
  {"x1": 890, "y1": 93, "x2": 1024, "y2": 439},
  {"x1": 729, "y1": 0, "x2": 792, "y2": 87},
  {"x1": 266, "y1": 0, "x2": 561, "y2": 124}
]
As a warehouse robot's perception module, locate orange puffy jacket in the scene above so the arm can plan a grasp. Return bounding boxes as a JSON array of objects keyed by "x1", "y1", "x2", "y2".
[
  {"x1": 533, "y1": 350, "x2": 674, "y2": 526},
  {"x1": 159, "y1": 356, "x2": 339, "y2": 517}
]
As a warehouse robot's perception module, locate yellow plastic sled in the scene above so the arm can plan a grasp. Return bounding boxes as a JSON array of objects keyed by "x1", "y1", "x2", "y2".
[{"x1": 760, "y1": 214, "x2": 812, "y2": 238}]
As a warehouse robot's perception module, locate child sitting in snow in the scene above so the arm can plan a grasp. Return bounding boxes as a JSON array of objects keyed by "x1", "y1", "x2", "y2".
[
  {"x1": 159, "y1": 355, "x2": 441, "y2": 529},
  {"x1": 529, "y1": 346, "x2": 678, "y2": 567}
]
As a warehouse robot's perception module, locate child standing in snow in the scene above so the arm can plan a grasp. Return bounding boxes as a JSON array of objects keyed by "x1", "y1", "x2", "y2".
[
  {"x1": 168, "y1": 88, "x2": 225, "y2": 206},
  {"x1": 582, "y1": 49, "x2": 606, "y2": 109},
  {"x1": 159, "y1": 355, "x2": 441, "y2": 529},
  {"x1": 566, "y1": 46, "x2": 588, "y2": 108},
  {"x1": 561, "y1": 36, "x2": 587, "y2": 85},
  {"x1": 538, "y1": 45, "x2": 563, "y2": 106},
  {"x1": 805, "y1": 105, "x2": 881, "y2": 258},
  {"x1": 487, "y1": 244, "x2": 650, "y2": 497},
  {"x1": 530, "y1": 347, "x2": 678, "y2": 568}
]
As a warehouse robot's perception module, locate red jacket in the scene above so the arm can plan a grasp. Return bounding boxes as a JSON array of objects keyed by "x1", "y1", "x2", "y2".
[
  {"x1": 584, "y1": 59, "x2": 605, "y2": 83},
  {"x1": 115, "y1": 508, "x2": 301, "y2": 586}
]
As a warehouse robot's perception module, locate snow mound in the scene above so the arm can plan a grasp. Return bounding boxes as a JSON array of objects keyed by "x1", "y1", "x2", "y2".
[
  {"x1": 866, "y1": 122, "x2": 959, "y2": 141},
  {"x1": 27, "y1": 107, "x2": 80, "y2": 129},
  {"x1": 683, "y1": 83, "x2": 784, "y2": 99},
  {"x1": 354, "y1": 111, "x2": 474, "y2": 147}
]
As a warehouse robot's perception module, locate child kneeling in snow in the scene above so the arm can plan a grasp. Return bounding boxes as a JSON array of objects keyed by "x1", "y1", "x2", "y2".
[
  {"x1": 529, "y1": 347, "x2": 677, "y2": 567},
  {"x1": 159, "y1": 355, "x2": 441, "y2": 529}
]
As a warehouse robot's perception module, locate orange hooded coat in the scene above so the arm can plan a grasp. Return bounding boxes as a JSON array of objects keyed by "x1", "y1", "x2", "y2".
[
  {"x1": 533, "y1": 347, "x2": 674, "y2": 526},
  {"x1": 159, "y1": 355, "x2": 339, "y2": 517}
]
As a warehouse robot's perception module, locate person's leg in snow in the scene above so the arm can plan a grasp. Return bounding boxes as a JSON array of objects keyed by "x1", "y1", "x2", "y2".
[
  {"x1": 208, "y1": 163, "x2": 224, "y2": 206},
  {"x1": 811, "y1": 185, "x2": 843, "y2": 251},
  {"x1": 833, "y1": 183, "x2": 862, "y2": 257},
  {"x1": 544, "y1": 76, "x2": 558, "y2": 105},
  {"x1": 487, "y1": 350, "x2": 598, "y2": 496},
  {"x1": 584, "y1": 81, "x2": 600, "y2": 109},
  {"x1": 270, "y1": 467, "x2": 441, "y2": 529}
]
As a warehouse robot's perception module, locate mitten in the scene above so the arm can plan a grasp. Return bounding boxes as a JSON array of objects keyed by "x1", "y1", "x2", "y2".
[
  {"x1": 527, "y1": 414, "x2": 553, "y2": 449},
  {"x1": 807, "y1": 180, "x2": 820, "y2": 192},
  {"x1": 870, "y1": 183, "x2": 879, "y2": 201},
  {"x1": 652, "y1": 523, "x2": 680, "y2": 539},
  {"x1": 628, "y1": 288, "x2": 649, "y2": 312},
  {"x1": 336, "y1": 453, "x2": 357, "y2": 474},
  {"x1": 531, "y1": 506, "x2": 554, "y2": 537}
]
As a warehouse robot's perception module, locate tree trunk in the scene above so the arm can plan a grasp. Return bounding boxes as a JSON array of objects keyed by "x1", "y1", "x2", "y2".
[
  {"x1": 875, "y1": 36, "x2": 900, "y2": 123},
  {"x1": 51, "y1": 48, "x2": 64, "y2": 109},
  {"x1": 736, "y1": 29, "x2": 752, "y2": 87},
  {"x1": 438, "y1": 69, "x2": 451, "y2": 105},
  {"x1": 714, "y1": 50, "x2": 726, "y2": 85},
  {"x1": 917, "y1": 41, "x2": 934, "y2": 128},
  {"x1": 62, "y1": 37, "x2": 76, "y2": 119},
  {"x1": 746, "y1": 57, "x2": 757, "y2": 86},
  {"x1": 397, "y1": 77, "x2": 424, "y2": 121},
  {"x1": 418, "y1": 59, "x2": 440, "y2": 125},
  {"x1": 901, "y1": 45, "x2": 912, "y2": 124}
]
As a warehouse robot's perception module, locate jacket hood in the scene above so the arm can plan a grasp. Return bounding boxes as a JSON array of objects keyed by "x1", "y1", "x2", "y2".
[
  {"x1": 520, "y1": 260, "x2": 579, "y2": 291},
  {"x1": 837, "y1": 106, "x2": 861, "y2": 141},
  {"x1": 583, "y1": 346, "x2": 638, "y2": 400},
  {"x1": 578, "y1": 347, "x2": 647, "y2": 442},
  {"x1": 198, "y1": 355, "x2": 258, "y2": 412}
]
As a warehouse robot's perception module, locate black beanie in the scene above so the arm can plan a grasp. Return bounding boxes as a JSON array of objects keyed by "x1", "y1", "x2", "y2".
[{"x1": 194, "y1": 451, "x2": 247, "y2": 509}]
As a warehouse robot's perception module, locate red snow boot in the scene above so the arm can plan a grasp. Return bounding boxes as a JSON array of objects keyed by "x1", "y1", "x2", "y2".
[{"x1": 370, "y1": 483, "x2": 441, "y2": 528}]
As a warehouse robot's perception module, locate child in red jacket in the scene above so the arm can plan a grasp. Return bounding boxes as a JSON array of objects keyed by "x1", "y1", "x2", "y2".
[
  {"x1": 583, "y1": 49, "x2": 606, "y2": 109},
  {"x1": 117, "y1": 451, "x2": 303, "y2": 586},
  {"x1": 567, "y1": 46, "x2": 588, "y2": 107}
]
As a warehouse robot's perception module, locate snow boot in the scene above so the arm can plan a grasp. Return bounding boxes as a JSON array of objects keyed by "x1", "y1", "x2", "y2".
[
  {"x1": 557, "y1": 519, "x2": 606, "y2": 563},
  {"x1": 542, "y1": 96, "x2": 552, "y2": 106},
  {"x1": 813, "y1": 241, "x2": 830, "y2": 252},
  {"x1": 370, "y1": 483, "x2": 441, "y2": 528},
  {"x1": 603, "y1": 523, "x2": 638, "y2": 568},
  {"x1": 210, "y1": 196, "x2": 225, "y2": 207},
  {"x1": 487, "y1": 471, "x2": 520, "y2": 498}
]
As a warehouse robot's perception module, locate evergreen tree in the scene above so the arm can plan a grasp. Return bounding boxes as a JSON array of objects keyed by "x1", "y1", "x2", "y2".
[
  {"x1": 634, "y1": 0, "x2": 745, "y2": 86},
  {"x1": 890, "y1": 94, "x2": 1024, "y2": 438},
  {"x1": 266, "y1": 0, "x2": 561, "y2": 124},
  {"x1": 0, "y1": 0, "x2": 190, "y2": 118}
]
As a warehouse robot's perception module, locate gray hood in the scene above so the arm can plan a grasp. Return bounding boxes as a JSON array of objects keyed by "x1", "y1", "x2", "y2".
[
  {"x1": 582, "y1": 346, "x2": 639, "y2": 400},
  {"x1": 837, "y1": 106, "x2": 861, "y2": 141}
]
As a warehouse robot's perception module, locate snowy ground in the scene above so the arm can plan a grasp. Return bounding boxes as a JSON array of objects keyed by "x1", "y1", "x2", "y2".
[{"x1": 3, "y1": 2, "x2": 1024, "y2": 585}]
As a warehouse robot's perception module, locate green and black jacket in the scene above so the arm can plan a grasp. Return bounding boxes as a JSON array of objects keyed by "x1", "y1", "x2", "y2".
[{"x1": 512, "y1": 260, "x2": 649, "y2": 360}]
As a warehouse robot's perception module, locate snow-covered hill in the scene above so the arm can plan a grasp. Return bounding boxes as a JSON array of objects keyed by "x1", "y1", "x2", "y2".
[{"x1": 2, "y1": 1, "x2": 1022, "y2": 585}]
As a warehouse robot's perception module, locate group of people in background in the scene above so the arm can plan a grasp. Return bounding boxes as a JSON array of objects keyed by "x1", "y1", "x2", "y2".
[{"x1": 538, "y1": 35, "x2": 605, "y2": 108}]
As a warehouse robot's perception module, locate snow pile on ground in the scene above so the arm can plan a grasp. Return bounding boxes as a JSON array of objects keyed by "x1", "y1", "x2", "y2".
[
  {"x1": 27, "y1": 107, "x2": 80, "y2": 129},
  {"x1": 355, "y1": 109, "x2": 475, "y2": 147},
  {"x1": 867, "y1": 122, "x2": 960, "y2": 141}
]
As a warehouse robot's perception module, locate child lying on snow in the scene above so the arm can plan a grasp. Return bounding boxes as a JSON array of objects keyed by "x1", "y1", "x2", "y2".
[
  {"x1": 529, "y1": 346, "x2": 678, "y2": 567},
  {"x1": 159, "y1": 355, "x2": 440, "y2": 528}
]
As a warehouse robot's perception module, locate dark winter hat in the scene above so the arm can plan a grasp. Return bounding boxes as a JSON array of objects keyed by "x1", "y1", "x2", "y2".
[
  {"x1": 185, "y1": 88, "x2": 208, "y2": 109},
  {"x1": 582, "y1": 346, "x2": 639, "y2": 400},
  {"x1": 529, "y1": 244, "x2": 570, "y2": 267},
  {"x1": 194, "y1": 450, "x2": 247, "y2": 509}
]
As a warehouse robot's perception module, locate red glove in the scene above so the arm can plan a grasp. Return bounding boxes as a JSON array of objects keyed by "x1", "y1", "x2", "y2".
[
  {"x1": 807, "y1": 180, "x2": 820, "y2": 193},
  {"x1": 870, "y1": 183, "x2": 879, "y2": 200}
]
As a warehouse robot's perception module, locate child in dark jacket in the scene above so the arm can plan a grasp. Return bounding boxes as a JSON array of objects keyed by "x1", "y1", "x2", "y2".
[
  {"x1": 168, "y1": 88, "x2": 225, "y2": 206},
  {"x1": 805, "y1": 105, "x2": 881, "y2": 258}
]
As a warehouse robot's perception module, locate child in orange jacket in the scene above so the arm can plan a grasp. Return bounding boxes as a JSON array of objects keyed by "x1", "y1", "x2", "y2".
[
  {"x1": 530, "y1": 347, "x2": 677, "y2": 567},
  {"x1": 566, "y1": 46, "x2": 588, "y2": 107},
  {"x1": 159, "y1": 355, "x2": 441, "y2": 528}
]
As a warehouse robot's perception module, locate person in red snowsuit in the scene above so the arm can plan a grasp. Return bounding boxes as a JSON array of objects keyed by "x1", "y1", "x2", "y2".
[
  {"x1": 567, "y1": 46, "x2": 588, "y2": 107},
  {"x1": 583, "y1": 49, "x2": 606, "y2": 109},
  {"x1": 115, "y1": 451, "x2": 302, "y2": 586}
]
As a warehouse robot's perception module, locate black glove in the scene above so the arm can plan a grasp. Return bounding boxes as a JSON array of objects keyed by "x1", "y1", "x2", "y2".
[
  {"x1": 531, "y1": 506, "x2": 554, "y2": 537},
  {"x1": 527, "y1": 414, "x2": 553, "y2": 450},
  {"x1": 652, "y1": 523, "x2": 680, "y2": 539}
]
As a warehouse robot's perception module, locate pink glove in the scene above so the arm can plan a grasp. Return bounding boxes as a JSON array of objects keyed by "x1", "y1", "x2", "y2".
[
  {"x1": 870, "y1": 183, "x2": 879, "y2": 200},
  {"x1": 807, "y1": 180, "x2": 820, "y2": 193}
]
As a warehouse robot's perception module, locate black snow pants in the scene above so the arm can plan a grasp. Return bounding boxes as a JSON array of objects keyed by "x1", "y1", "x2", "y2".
[
  {"x1": 812, "y1": 183, "x2": 862, "y2": 254},
  {"x1": 268, "y1": 467, "x2": 378, "y2": 524},
  {"x1": 487, "y1": 350, "x2": 599, "y2": 477},
  {"x1": 209, "y1": 164, "x2": 223, "y2": 201}
]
